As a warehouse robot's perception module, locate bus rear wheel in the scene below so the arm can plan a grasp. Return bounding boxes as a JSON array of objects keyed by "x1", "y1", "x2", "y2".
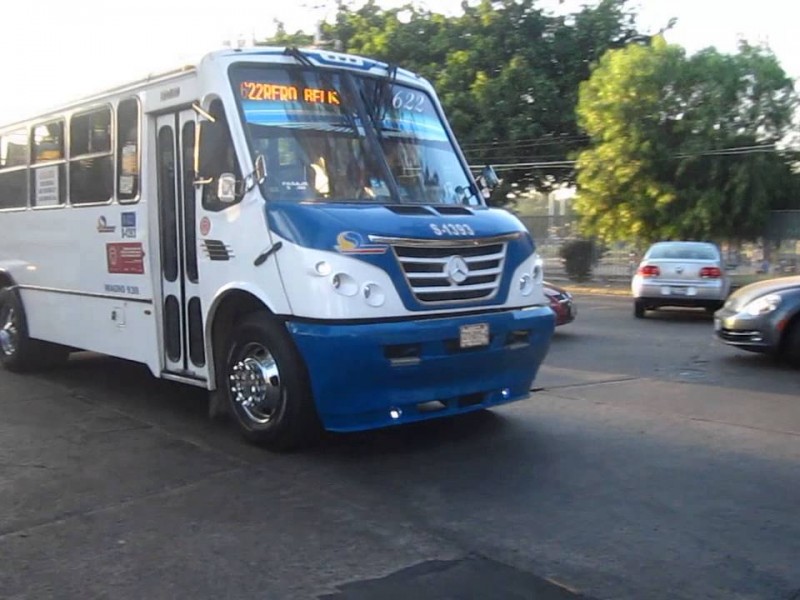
[
  {"x1": 0, "y1": 288, "x2": 69, "y2": 372},
  {"x1": 222, "y1": 313, "x2": 321, "y2": 450}
]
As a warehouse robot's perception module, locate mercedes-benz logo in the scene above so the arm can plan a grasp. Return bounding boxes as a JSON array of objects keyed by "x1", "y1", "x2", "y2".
[{"x1": 445, "y1": 255, "x2": 470, "y2": 284}]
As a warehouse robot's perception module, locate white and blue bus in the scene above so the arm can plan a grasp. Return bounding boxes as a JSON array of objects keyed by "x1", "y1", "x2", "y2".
[{"x1": 0, "y1": 47, "x2": 554, "y2": 449}]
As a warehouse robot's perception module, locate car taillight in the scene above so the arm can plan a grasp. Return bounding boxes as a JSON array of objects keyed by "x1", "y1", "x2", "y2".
[
  {"x1": 699, "y1": 266, "x2": 722, "y2": 278},
  {"x1": 638, "y1": 265, "x2": 660, "y2": 277}
]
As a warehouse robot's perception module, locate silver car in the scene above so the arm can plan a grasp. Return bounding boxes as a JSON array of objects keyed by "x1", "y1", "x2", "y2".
[
  {"x1": 632, "y1": 241, "x2": 730, "y2": 318},
  {"x1": 714, "y1": 275, "x2": 800, "y2": 365}
]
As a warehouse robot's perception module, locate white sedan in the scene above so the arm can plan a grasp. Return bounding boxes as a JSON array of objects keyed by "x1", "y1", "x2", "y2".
[{"x1": 632, "y1": 241, "x2": 730, "y2": 318}]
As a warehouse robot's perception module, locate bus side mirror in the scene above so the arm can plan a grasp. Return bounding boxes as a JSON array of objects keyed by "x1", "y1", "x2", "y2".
[
  {"x1": 480, "y1": 165, "x2": 500, "y2": 191},
  {"x1": 195, "y1": 120, "x2": 227, "y2": 181}
]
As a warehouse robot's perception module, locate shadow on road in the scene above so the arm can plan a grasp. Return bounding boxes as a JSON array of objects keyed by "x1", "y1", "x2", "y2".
[
  {"x1": 637, "y1": 308, "x2": 715, "y2": 322},
  {"x1": 36, "y1": 352, "x2": 522, "y2": 458}
]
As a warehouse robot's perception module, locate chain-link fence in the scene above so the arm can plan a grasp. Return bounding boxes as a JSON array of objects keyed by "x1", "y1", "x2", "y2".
[
  {"x1": 517, "y1": 215, "x2": 638, "y2": 281},
  {"x1": 517, "y1": 211, "x2": 800, "y2": 282}
]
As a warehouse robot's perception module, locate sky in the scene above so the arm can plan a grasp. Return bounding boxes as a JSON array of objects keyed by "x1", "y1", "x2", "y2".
[{"x1": 0, "y1": 0, "x2": 797, "y2": 124}]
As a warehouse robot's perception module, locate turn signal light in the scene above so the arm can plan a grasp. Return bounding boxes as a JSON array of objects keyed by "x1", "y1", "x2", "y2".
[
  {"x1": 699, "y1": 266, "x2": 722, "y2": 279},
  {"x1": 638, "y1": 265, "x2": 660, "y2": 277}
]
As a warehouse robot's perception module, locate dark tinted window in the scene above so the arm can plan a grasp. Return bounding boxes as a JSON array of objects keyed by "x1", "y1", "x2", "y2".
[
  {"x1": 70, "y1": 107, "x2": 113, "y2": 205},
  {"x1": 182, "y1": 121, "x2": 198, "y2": 283},
  {"x1": 0, "y1": 130, "x2": 28, "y2": 210},
  {"x1": 117, "y1": 98, "x2": 140, "y2": 203},
  {"x1": 201, "y1": 98, "x2": 242, "y2": 212},
  {"x1": 1, "y1": 130, "x2": 28, "y2": 168},
  {"x1": 158, "y1": 125, "x2": 179, "y2": 282},
  {"x1": 70, "y1": 108, "x2": 111, "y2": 156}
]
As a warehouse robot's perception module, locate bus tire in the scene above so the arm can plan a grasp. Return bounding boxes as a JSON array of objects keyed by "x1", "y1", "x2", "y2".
[
  {"x1": 0, "y1": 288, "x2": 69, "y2": 372},
  {"x1": 222, "y1": 312, "x2": 321, "y2": 450}
]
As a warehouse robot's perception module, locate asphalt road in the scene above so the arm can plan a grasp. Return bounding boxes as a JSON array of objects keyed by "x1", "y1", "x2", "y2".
[{"x1": 1, "y1": 295, "x2": 798, "y2": 599}]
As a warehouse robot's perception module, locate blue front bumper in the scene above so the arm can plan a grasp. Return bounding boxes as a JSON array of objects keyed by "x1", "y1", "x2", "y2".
[{"x1": 286, "y1": 307, "x2": 554, "y2": 432}]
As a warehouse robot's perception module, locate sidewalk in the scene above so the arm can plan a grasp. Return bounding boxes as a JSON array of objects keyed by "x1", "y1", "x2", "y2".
[{"x1": 547, "y1": 277, "x2": 630, "y2": 297}]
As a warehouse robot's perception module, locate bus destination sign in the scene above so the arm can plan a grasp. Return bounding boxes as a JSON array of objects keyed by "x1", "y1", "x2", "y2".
[{"x1": 240, "y1": 82, "x2": 340, "y2": 106}]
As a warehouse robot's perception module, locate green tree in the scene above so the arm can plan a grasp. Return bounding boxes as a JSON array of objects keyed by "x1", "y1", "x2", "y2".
[
  {"x1": 259, "y1": 0, "x2": 646, "y2": 201},
  {"x1": 575, "y1": 36, "x2": 799, "y2": 243}
]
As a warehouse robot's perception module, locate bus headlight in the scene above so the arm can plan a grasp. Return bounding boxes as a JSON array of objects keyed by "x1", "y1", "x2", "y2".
[
  {"x1": 331, "y1": 272, "x2": 359, "y2": 296},
  {"x1": 519, "y1": 274, "x2": 534, "y2": 296},
  {"x1": 363, "y1": 282, "x2": 385, "y2": 307}
]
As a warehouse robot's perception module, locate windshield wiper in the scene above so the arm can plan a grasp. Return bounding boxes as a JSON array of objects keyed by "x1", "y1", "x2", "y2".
[
  {"x1": 283, "y1": 46, "x2": 313, "y2": 66},
  {"x1": 364, "y1": 64, "x2": 398, "y2": 135}
]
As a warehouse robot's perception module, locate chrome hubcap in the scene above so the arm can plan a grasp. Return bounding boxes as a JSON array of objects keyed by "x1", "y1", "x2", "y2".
[
  {"x1": 229, "y1": 343, "x2": 282, "y2": 424},
  {"x1": 0, "y1": 307, "x2": 18, "y2": 357}
]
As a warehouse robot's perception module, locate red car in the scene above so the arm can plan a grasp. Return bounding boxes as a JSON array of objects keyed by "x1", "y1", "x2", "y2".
[{"x1": 544, "y1": 281, "x2": 576, "y2": 326}]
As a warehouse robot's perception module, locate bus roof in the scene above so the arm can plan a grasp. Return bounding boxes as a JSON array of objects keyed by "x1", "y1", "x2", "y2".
[{"x1": 0, "y1": 47, "x2": 425, "y2": 131}]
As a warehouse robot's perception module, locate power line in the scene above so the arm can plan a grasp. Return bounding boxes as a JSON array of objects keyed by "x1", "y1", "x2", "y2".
[
  {"x1": 459, "y1": 134, "x2": 590, "y2": 150},
  {"x1": 468, "y1": 143, "x2": 792, "y2": 173}
]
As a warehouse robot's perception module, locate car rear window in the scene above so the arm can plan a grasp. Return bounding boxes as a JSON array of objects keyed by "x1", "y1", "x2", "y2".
[{"x1": 647, "y1": 243, "x2": 719, "y2": 260}]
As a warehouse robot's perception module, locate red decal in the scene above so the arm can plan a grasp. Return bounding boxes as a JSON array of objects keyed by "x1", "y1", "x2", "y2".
[
  {"x1": 107, "y1": 242, "x2": 146, "y2": 274},
  {"x1": 199, "y1": 217, "x2": 211, "y2": 237}
]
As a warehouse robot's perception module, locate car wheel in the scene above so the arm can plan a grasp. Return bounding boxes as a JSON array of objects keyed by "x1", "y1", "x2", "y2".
[
  {"x1": 0, "y1": 288, "x2": 69, "y2": 373},
  {"x1": 634, "y1": 299, "x2": 646, "y2": 319},
  {"x1": 222, "y1": 312, "x2": 321, "y2": 450},
  {"x1": 783, "y1": 319, "x2": 800, "y2": 367}
]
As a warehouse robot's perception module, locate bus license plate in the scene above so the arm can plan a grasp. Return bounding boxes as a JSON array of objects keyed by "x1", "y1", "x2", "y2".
[{"x1": 460, "y1": 323, "x2": 489, "y2": 348}]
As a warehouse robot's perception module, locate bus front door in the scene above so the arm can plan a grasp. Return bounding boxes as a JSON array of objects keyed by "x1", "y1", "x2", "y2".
[{"x1": 155, "y1": 111, "x2": 207, "y2": 383}]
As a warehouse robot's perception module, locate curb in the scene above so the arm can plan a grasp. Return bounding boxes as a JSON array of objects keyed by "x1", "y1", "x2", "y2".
[
  {"x1": 547, "y1": 278, "x2": 631, "y2": 297},
  {"x1": 561, "y1": 285, "x2": 630, "y2": 297}
]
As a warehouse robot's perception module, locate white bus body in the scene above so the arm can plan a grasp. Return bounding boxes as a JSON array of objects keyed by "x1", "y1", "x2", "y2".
[{"x1": 0, "y1": 48, "x2": 554, "y2": 448}]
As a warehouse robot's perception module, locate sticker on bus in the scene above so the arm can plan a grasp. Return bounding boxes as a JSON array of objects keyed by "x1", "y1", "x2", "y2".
[{"x1": 106, "y1": 242, "x2": 145, "y2": 275}]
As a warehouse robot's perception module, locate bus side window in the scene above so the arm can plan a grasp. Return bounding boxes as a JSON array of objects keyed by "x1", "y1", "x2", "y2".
[
  {"x1": 202, "y1": 99, "x2": 241, "y2": 212},
  {"x1": 31, "y1": 120, "x2": 66, "y2": 208},
  {"x1": 117, "y1": 97, "x2": 140, "y2": 203},
  {"x1": 69, "y1": 106, "x2": 113, "y2": 205},
  {"x1": 0, "y1": 129, "x2": 29, "y2": 210}
]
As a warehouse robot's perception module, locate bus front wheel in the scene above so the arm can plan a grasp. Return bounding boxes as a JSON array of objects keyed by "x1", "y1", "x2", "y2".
[
  {"x1": 222, "y1": 313, "x2": 321, "y2": 450},
  {"x1": 0, "y1": 288, "x2": 69, "y2": 372}
]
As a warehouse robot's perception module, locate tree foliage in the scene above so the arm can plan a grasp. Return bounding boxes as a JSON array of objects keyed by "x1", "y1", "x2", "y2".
[
  {"x1": 575, "y1": 36, "x2": 800, "y2": 243},
  {"x1": 257, "y1": 0, "x2": 646, "y2": 198}
]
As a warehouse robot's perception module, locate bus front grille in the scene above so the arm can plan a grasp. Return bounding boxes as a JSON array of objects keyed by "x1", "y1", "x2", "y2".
[{"x1": 384, "y1": 237, "x2": 512, "y2": 305}]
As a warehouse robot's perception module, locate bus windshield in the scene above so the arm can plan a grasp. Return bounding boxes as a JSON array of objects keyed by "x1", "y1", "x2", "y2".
[{"x1": 231, "y1": 65, "x2": 475, "y2": 205}]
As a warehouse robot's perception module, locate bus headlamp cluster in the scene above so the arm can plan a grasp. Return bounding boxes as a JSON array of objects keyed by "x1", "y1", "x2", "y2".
[
  {"x1": 519, "y1": 254, "x2": 544, "y2": 296},
  {"x1": 313, "y1": 261, "x2": 386, "y2": 307}
]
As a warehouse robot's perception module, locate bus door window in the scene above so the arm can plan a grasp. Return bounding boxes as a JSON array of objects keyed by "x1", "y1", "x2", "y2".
[{"x1": 117, "y1": 97, "x2": 140, "y2": 202}]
